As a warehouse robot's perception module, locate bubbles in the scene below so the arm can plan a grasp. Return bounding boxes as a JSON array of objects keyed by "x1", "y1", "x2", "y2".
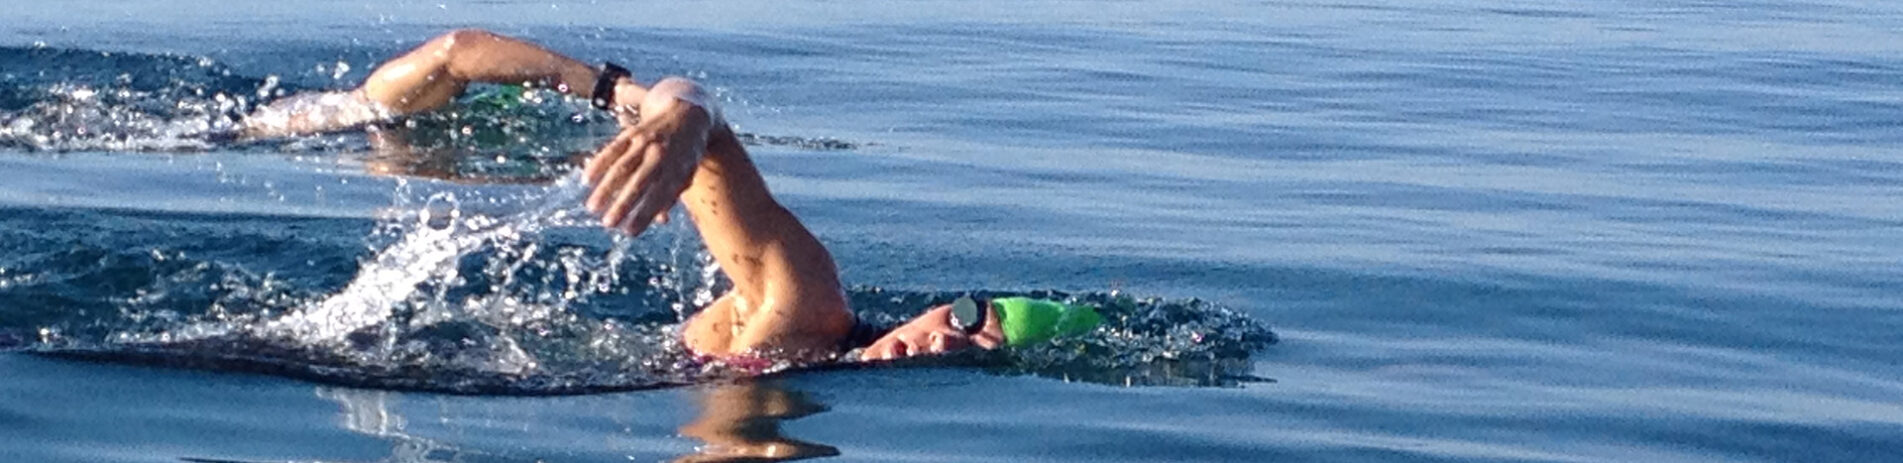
[
  {"x1": 256, "y1": 75, "x2": 280, "y2": 100},
  {"x1": 330, "y1": 61, "x2": 352, "y2": 81},
  {"x1": 421, "y1": 192, "x2": 459, "y2": 231}
]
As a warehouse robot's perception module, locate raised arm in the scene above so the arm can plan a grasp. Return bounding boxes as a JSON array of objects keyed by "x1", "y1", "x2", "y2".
[
  {"x1": 355, "y1": 29, "x2": 606, "y2": 114},
  {"x1": 584, "y1": 78, "x2": 853, "y2": 358},
  {"x1": 244, "y1": 29, "x2": 641, "y2": 137}
]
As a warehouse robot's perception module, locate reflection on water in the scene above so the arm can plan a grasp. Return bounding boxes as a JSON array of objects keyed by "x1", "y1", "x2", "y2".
[
  {"x1": 361, "y1": 126, "x2": 584, "y2": 186},
  {"x1": 317, "y1": 387, "x2": 511, "y2": 463},
  {"x1": 314, "y1": 380, "x2": 837, "y2": 463},
  {"x1": 676, "y1": 381, "x2": 838, "y2": 463}
]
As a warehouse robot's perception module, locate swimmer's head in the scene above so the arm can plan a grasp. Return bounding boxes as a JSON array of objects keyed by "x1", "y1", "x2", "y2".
[{"x1": 858, "y1": 296, "x2": 1102, "y2": 361}]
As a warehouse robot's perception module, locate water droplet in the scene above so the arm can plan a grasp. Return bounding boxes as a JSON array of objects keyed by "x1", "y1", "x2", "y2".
[{"x1": 422, "y1": 193, "x2": 460, "y2": 230}]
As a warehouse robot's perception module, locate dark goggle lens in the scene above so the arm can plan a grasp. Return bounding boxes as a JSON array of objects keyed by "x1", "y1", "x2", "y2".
[{"x1": 951, "y1": 296, "x2": 985, "y2": 335}]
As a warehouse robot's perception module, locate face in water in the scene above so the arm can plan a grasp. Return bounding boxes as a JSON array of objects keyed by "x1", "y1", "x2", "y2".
[{"x1": 861, "y1": 297, "x2": 1008, "y2": 361}]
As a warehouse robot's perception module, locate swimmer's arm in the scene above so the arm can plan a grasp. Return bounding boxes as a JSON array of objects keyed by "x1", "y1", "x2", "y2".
[
  {"x1": 244, "y1": 29, "x2": 645, "y2": 137},
  {"x1": 585, "y1": 78, "x2": 853, "y2": 357},
  {"x1": 355, "y1": 29, "x2": 625, "y2": 114}
]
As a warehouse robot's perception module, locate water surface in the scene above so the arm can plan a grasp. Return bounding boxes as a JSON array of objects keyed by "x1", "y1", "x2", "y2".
[{"x1": 3, "y1": 0, "x2": 1902, "y2": 461}]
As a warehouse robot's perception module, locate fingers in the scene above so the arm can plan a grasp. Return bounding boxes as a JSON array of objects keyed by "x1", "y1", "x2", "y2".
[
  {"x1": 586, "y1": 140, "x2": 646, "y2": 214},
  {"x1": 606, "y1": 145, "x2": 675, "y2": 235},
  {"x1": 616, "y1": 195, "x2": 660, "y2": 235},
  {"x1": 599, "y1": 143, "x2": 661, "y2": 227},
  {"x1": 584, "y1": 130, "x2": 639, "y2": 185},
  {"x1": 585, "y1": 123, "x2": 701, "y2": 236},
  {"x1": 584, "y1": 103, "x2": 716, "y2": 237},
  {"x1": 584, "y1": 132, "x2": 642, "y2": 212},
  {"x1": 619, "y1": 187, "x2": 680, "y2": 235}
]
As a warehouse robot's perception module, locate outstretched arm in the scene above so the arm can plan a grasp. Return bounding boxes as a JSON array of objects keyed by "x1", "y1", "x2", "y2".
[
  {"x1": 584, "y1": 78, "x2": 853, "y2": 358},
  {"x1": 245, "y1": 29, "x2": 642, "y2": 137},
  {"x1": 356, "y1": 29, "x2": 603, "y2": 114}
]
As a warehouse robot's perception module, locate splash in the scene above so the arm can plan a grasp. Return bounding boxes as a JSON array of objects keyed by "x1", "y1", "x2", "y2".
[
  {"x1": 0, "y1": 45, "x2": 264, "y2": 151},
  {"x1": 0, "y1": 45, "x2": 859, "y2": 154},
  {"x1": 260, "y1": 182, "x2": 600, "y2": 344},
  {"x1": 3, "y1": 179, "x2": 1277, "y2": 393},
  {"x1": 8, "y1": 183, "x2": 1275, "y2": 393},
  {"x1": 65, "y1": 175, "x2": 736, "y2": 393}
]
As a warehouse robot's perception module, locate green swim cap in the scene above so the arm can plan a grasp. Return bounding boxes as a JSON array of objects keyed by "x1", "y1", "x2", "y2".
[{"x1": 993, "y1": 297, "x2": 1103, "y2": 347}]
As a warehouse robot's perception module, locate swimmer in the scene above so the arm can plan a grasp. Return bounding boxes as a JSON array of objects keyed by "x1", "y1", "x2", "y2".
[
  {"x1": 253, "y1": 29, "x2": 1101, "y2": 363},
  {"x1": 579, "y1": 52, "x2": 1101, "y2": 363}
]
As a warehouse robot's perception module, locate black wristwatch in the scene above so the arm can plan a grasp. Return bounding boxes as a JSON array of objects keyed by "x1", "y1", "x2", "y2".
[
  {"x1": 591, "y1": 62, "x2": 632, "y2": 110},
  {"x1": 949, "y1": 296, "x2": 988, "y2": 335}
]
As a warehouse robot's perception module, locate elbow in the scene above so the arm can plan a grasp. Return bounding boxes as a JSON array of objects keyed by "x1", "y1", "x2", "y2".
[{"x1": 431, "y1": 28, "x2": 501, "y2": 56}]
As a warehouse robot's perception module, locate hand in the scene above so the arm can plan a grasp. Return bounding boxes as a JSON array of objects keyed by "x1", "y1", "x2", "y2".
[{"x1": 583, "y1": 97, "x2": 714, "y2": 236}]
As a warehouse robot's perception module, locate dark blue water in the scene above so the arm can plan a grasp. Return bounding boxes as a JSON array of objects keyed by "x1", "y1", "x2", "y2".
[{"x1": 4, "y1": 1, "x2": 1902, "y2": 461}]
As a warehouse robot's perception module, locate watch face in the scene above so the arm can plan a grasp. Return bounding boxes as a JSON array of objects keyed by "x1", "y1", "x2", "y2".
[{"x1": 950, "y1": 296, "x2": 985, "y2": 335}]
